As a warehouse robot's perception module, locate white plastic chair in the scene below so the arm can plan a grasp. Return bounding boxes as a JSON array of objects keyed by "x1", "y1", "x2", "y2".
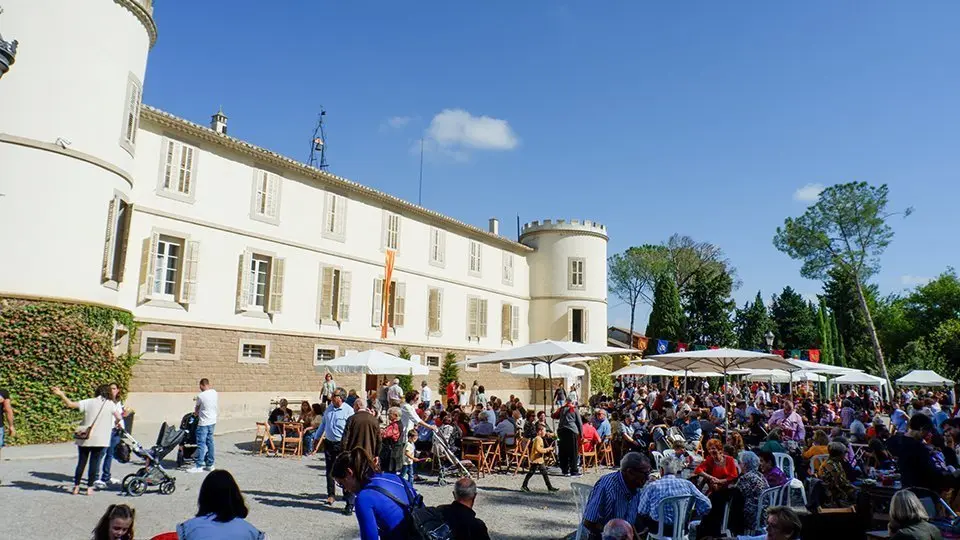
[
  {"x1": 648, "y1": 495, "x2": 696, "y2": 540},
  {"x1": 651, "y1": 450, "x2": 664, "y2": 471},
  {"x1": 808, "y1": 454, "x2": 828, "y2": 476},
  {"x1": 571, "y1": 482, "x2": 594, "y2": 540},
  {"x1": 783, "y1": 478, "x2": 808, "y2": 507},
  {"x1": 773, "y1": 452, "x2": 794, "y2": 479},
  {"x1": 755, "y1": 486, "x2": 782, "y2": 532}
]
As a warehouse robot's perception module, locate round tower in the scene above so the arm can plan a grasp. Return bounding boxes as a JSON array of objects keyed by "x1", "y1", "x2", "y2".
[
  {"x1": 0, "y1": 0, "x2": 155, "y2": 307},
  {"x1": 520, "y1": 219, "x2": 608, "y2": 347}
]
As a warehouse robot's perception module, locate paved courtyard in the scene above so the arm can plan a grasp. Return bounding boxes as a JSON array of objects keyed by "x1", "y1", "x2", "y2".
[{"x1": 1, "y1": 430, "x2": 603, "y2": 539}]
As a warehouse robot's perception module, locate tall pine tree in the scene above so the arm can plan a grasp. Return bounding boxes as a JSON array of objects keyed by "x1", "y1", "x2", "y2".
[
  {"x1": 645, "y1": 275, "x2": 683, "y2": 353},
  {"x1": 770, "y1": 286, "x2": 819, "y2": 352},
  {"x1": 735, "y1": 291, "x2": 773, "y2": 350},
  {"x1": 817, "y1": 299, "x2": 834, "y2": 365},
  {"x1": 684, "y1": 271, "x2": 736, "y2": 347},
  {"x1": 830, "y1": 312, "x2": 846, "y2": 367}
]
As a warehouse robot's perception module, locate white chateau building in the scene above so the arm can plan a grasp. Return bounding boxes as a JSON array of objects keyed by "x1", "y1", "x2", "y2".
[{"x1": 0, "y1": 0, "x2": 609, "y2": 423}]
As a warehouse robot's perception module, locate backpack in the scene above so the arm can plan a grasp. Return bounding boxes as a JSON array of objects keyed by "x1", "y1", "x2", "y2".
[{"x1": 364, "y1": 479, "x2": 452, "y2": 540}]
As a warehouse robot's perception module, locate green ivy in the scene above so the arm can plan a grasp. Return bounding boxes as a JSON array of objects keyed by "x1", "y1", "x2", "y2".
[{"x1": 0, "y1": 299, "x2": 140, "y2": 444}]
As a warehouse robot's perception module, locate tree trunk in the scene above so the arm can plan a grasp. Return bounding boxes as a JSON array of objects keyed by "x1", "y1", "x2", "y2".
[{"x1": 854, "y1": 276, "x2": 892, "y2": 390}]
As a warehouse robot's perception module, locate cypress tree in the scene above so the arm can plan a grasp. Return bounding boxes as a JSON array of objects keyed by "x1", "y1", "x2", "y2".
[
  {"x1": 645, "y1": 276, "x2": 683, "y2": 353},
  {"x1": 818, "y1": 299, "x2": 834, "y2": 365}
]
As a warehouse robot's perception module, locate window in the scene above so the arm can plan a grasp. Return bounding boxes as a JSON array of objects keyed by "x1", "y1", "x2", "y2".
[
  {"x1": 101, "y1": 195, "x2": 131, "y2": 286},
  {"x1": 567, "y1": 307, "x2": 589, "y2": 343},
  {"x1": 372, "y1": 278, "x2": 405, "y2": 329},
  {"x1": 468, "y1": 241, "x2": 482, "y2": 276},
  {"x1": 238, "y1": 339, "x2": 270, "y2": 364},
  {"x1": 137, "y1": 231, "x2": 200, "y2": 306},
  {"x1": 120, "y1": 73, "x2": 142, "y2": 154},
  {"x1": 317, "y1": 264, "x2": 351, "y2": 324},
  {"x1": 501, "y1": 303, "x2": 520, "y2": 343},
  {"x1": 427, "y1": 287, "x2": 443, "y2": 336},
  {"x1": 383, "y1": 211, "x2": 401, "y2": 250},
  {"x1": 158, "y1": 139, "x2": 198, "y2": 201},
  {"x1": 568, "y1": 257, "x2": 585, "y2": 290},
  {"x1": 502, "y1": 252, "x2": 514, "y2": 286},
  {"x1": 424, "y1": 354, "x2": 441, "y2": 369},
  {"x1": 500, "y1": 361, "x2": 514, "y2": 372},
  {"x1": 464, "y1": 355, "x2": 479, "y2": 372},
  {"x1": 237, "y1": 250, "x2": 285, "y2": 315},
  {"x1": 429, "y1": 228, "x2": 446, "y2": 267},
  {"x1": 313, "y1": 345, "x2": 338, "y2": 365},
  {"x1": 139, "y1": 331, "x2": 181, "y2": 361},
  {"x1": 467, "y1": 297, "x2": 488, "y2": 340},
  {"x1": 250, "y1": 170, "x2": 281, "y2": 224},
  {"x1": 323, "y1": 193, "x2": 346, "y2": 241}
]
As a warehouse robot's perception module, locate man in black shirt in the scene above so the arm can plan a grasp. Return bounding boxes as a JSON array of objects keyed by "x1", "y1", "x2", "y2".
[
  {"x1": 267, "y1": 399, "x2": 292, "y2": 435},
  {"x1": 439, "y1": 477, "x2": 490, "y2": 540},
  {"x1": 887, "y1": 413, "x2": 960, "y2": 492}
]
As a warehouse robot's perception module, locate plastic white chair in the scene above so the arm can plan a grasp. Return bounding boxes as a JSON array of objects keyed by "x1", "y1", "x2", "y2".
[
  {"x1": 648, "y1": 495, "x2": 695, "y2": 540},
  {"x1": 755, "y1": 486, "x2": 782, "y2": 532},
  {"x1": 651, "y1": 450, "x2": 664, "y2": 471},
  {"x1": 783, "y1": 478, "x2": 808, "y2": 507},
  {"x1": 808, "y1": 454, "x2": 828, "y2": 476},
  {"x1": 571, "y1": 482, "x2": 594, "y2": 540},
  {"x1": 773, "y1": 452, "x2": 794, "y2": 479}
]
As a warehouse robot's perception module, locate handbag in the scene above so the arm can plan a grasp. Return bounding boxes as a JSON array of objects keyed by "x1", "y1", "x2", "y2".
[{"x1": 74, "y1": 399, "x2": 108, "y2": 443}]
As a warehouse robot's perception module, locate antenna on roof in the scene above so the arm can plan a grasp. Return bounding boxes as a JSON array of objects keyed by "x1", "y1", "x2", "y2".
[{"x1": 308, "y1": 108, "x2": 328, "y2": 170}]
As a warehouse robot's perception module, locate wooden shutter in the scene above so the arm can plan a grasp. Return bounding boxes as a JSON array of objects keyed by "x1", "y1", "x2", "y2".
[
  {"x1": 582, "y1": 308, "x2": 589, "y2": 343},
  {"x1": 428, "y1": 289, "x2": 441, "y2": 334},
  {"x1": 101, "y1": 197, "x2": 117, "y2": 282},
  {"x1": 501, "y1": 304, "x2": 510, "y2": 342},
  {"x1": 566, "y1": 307, "x2": 573, "y2": 341},
  {"x1": 267, "y1": 257, "x2": 285, "y2": 314},
  {"x1": 512, "y1": 305, "x2": 520, "y2": 341},
  {"x1": 319, "y1": 265, "x2": 335, "y2": 320},
  {"x1": 478, "y1": 299, "x2": 488, "y2": 337},
  {"x1": 266, "y1": 174, "x2": 281, "y2": 218},
  {"x1": 372, "y1": 278, "x2": 383, "y2": 326},
  {"x1": 467, "y1": 298, "x2": 478, "y2": 338},
  {"x1": 338, "y1": 271, "x2": 351, "y2": 322},
  {"x1": 115, "y1": 203, "x2": 129, "y2": 283},
  {"x1": 236, "y1": 250, "x2": 252, "y2": 312},
  {"x1": 393, "y1": 282, "x2": 406, "y2": 328},
  {"x1": 178, "y1": 240, "x2": 200, "y2": 304},
  {"x1": 137, "y1": 232, "x2": 159, "y2": 304},
  {"x1": 438, "y1": 230, "x2": 445, "y2": 264},
  {"x1": 180, "y1": 145, "x2": 195, "y2": 194},
  {"x1": 124, "y1": 76, "x2": 141, "y2": 145}
]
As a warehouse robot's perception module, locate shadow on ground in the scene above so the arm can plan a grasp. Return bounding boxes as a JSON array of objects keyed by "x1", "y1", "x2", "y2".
[{"x1": 245, "y1": 489, "x2": 344, "y2": 513}]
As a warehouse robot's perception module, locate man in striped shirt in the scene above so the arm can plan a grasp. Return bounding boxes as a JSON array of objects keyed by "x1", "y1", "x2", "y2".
[{"x1": 581, "y1": 452, "x2": 651, "y2": 540}]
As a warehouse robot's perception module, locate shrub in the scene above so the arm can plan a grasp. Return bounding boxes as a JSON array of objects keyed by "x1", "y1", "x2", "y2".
[
  {"x1": 0, "y1": 299, "x2": 138, "y2": 444},
  {"x1": 439, "y1": 351, "x2": 459, "y2": 389},
  {"x1": 397, "y1": 347, "x2": 414, "y2": 394}
]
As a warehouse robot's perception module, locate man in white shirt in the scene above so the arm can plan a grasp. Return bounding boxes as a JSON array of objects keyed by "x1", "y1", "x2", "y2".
[
  {"x1": 189, "y1": 378, "x2": 218, "y2": 473},
  {"x1": 420, "y1": 381, "x2": 432, "y2": 404},
  {"x1": 387, "y1": 378, "x2": 404, "y2": 406}
]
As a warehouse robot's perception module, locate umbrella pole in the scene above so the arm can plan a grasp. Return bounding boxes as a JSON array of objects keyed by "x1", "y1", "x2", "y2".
[
  {"x1": 723, "y1": 369, "x2": 730, "y2": 434},
  {"x1": 548, "y1": 361, "x2": 557, "y2": 431}
]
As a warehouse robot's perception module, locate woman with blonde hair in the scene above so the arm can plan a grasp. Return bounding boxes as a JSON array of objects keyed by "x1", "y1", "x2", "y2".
[{"x1": 888, "y1": 489, "x2": 942, "y2": 540}]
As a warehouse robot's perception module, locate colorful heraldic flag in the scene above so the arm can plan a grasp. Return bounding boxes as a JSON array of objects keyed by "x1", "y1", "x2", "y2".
[
  {"x1": 677, "y1": 342, "x2": 687, "y2": 352},
  {"x1": 656, "y1": 340, "x2": 668, "y2": 354},
  {"x1": 693, "y1": 344, "x2": 708, "y2": 351},
  {"x1": 380, "y1": 249, "x2": 396, "y2": 339},
  {"x1": 636, "y1": 336, "x2": 649, "y2": 351},
  {"x1": 772, "y1": 349, "x2": 786, "y2": 358},
  {"x1": 808, "y1": 349, "x2": 820, "y2": 363},
  {"x1": 790, "y1": 349, "x2": 802, "y2": 359}
]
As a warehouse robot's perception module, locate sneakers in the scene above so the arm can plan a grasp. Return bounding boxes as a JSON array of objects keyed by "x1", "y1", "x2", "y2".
[
  {"x1": 203, "y1": 466, "x2": 215, "y2": 472},
  {"x1": 548, "y1": 487, "x2": 560, "y2": 492},
  {"x1": 185, "y1": 467, "x2": 205, "y2": 474},
  {"x1": 93, "y1": 480, "x2": 107, "y2": 489},
  {"x1": 520, "y1": 485, "x2": 531, "y2": 492},
  {"x1": 108, "y1": 478, "x2": 122, "y2": 485}
]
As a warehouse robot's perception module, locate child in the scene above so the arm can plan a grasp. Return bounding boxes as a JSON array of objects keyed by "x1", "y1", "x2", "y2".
[
  {"x1": 521, "y1": 423, "x2": 559, "y2": 493},
  {"x1": 401, "y1": 429, "x2": 425, "y2": 484}
]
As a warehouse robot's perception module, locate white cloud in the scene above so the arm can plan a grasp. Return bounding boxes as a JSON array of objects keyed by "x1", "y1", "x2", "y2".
[
  {"x1": 380, "y1": 116, "x2": 412, "y2": 132},
  {"x1": 425, "y1": 109, "x2": 519, "y2": 151},
  {"x1": 802, "y1": 292, "x2": 821, "y2": 304},
  {"x1": 901, "y1": 275, "x2": 932, "y2": 287},
  {"x1": 793, "y1": 183, "x2": 824, "y2": 202}
]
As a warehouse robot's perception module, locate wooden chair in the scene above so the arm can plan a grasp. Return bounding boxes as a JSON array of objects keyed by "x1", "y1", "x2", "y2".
[
  {"x1": 599, "y1": 439, "x2": 614, "y2": 467},
  {"x1": 507, "y1": 437, "x2": 530, "y2": 475},
  {"x1": 580, "y1": 438, "x2": 598, "y2": 473},
  {"x1": 462, "y1": 438, "x2": 486, "y2": 478},
  {"x1": 255, "y1": 422, "x2": 277, "y2": 455},
  {"x1": 279, "y1": 422, "x2": 304, "y2": 457}
]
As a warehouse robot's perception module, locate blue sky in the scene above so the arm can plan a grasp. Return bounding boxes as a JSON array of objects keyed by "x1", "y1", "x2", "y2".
[{"x1": 144, "y1": 2, "x2": 960, "y2": 333}]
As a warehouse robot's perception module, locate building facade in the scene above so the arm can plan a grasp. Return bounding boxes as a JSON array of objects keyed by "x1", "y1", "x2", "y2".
[{"x1": 0, "y1": 0, "x2": 609, "y2": 423}]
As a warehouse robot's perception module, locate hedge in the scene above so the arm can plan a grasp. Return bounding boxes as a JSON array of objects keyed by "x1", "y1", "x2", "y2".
[{"x1": 0, "y1": 298, "x2": 138, "y2": 444}]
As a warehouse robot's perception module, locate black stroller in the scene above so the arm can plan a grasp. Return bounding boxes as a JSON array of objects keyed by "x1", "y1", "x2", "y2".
[
  {"x1": 117, "y1": 422, "x2": 187, "y2": 496},
  {"x1": 175, "y1": 412, "x2": 198, "y2": 467}
]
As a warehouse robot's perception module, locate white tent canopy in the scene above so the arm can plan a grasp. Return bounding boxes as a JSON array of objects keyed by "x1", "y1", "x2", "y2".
[
  {"x1": 611, "y1": 364, "x2": 679, "y2": 377},
  {"x1": 786, "y1": 358, "x2": 862, "y2": 375},
  {"x1": 830, "y1": 372, "x2": 888, "y2": 387},
  {"x1": 896, "y1": 370, "x2": 954, "y2": 386},
  {"x1": 314, "y1": 349, "x2": 429, "y2": 376},
  {"x1": 745, "y1": 370, "x2": 827, "y2": 383},
  {"x1": 508, "y1": 363, "x2": 585, "y2": 378}
]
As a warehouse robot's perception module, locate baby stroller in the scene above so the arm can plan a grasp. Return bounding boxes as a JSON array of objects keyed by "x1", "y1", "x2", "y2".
[
  {"x1": 117, "y1": 422, "x2": 187, "y2": 496},
  {"x1": 432, "y1": 430, "x2": 473, "y2": 486},
  {"x1": 175, "y1": 412, "x2": 198, "y2": 467}
]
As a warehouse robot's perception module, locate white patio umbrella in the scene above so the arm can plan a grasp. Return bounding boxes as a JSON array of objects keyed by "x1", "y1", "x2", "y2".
[
  {"x1": 896, "y1": 370, "x2": 954, "y2": 386},
  {"x1": 786, "y1": 358, "x2": 861, "y2": 375},
  {"x1": 745, "y1": 370, "x2": 827, "y2": 383},
  {"x1": 508, "y1": 362, "x2": 587, "y2": 413},
  {"x1": 458, "y1": 340, "x2": 642, "y2": 419},
  {"x1": 315, "y1": 349, "x2": 429, "y2": 376},
  {"x1": 610, "y1": 364, "x2": 679, "y2": 377},
  {"x1": 830, "y1": 371, "x2": 890, "y2": 400}
]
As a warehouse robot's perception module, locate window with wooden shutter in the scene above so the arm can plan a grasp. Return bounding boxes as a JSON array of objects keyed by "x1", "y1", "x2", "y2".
[
  {"x1": 501, "y1": 303, "x2": 512, "y2": 343},
  {"x1": 511, "y1": 305, "x2": 520, "y2": 341},
  {"x1": 159, "y1": 140, "x2": 198, "y2": 201},
  {"x1": 318, "y1": 265, "x2": 335, "y2": 321},
  {"x1": 478, "y1": 299, "x2": 488, "y2": 337},
  {"x1": 338, "y1": 271, "x2": 351, "y2": 322},
  {"x1": 101, "y1": 197, "x2": 118, "y2": 283},
  {"x1": 383, "y1": 211, "x2": 400, "y2": 250},
  {"x1": 251, "y1": 170, "x2": 281, "y2": 224},
  {"x1": 568, "y1": 257, "x2": 586, "y2": 290},
  {"x1": 469, "y1": 241, "x2": 482, "y2": 276},
  {"x1": 393, "y1": 282, "x2": 406, "y2": 328},
  {"x1": 120, "y1": 73, "x2": 142, "y2": 154},
  {"x1": 236, "y1": 250, "x2": 252, "y2": 312},
  {"x1": 372, "y1": 278, "x2": 384, "y2": 327},
  {"x1": 429, "y1": 228, "x2": 445, "y2": 267},
  {"x1": 323, "y1": 193, "x2": 347, "y2": 241},
  {"x1": 137, "y1": 232, "x2": 159, "y2": 304},
  {"x1": 178, "y1": 240, "x2": 200, "y2": 304},
  {"x1": 502, "y1": 252, "x2": 514, "y2": 285},
  {"x1": 467, "y1": 297, "x2": 479, "y2": 339},
  {"x1": 428, "y1": 288, "x2": 442, "y2": 335},
  {"x1": 266, "y1": 257, "x2": 285, "y2": 314}
]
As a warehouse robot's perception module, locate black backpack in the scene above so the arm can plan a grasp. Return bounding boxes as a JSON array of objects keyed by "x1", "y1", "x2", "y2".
[{"x1": 363, "y1": 480, "x2": 452, "y2": 540}]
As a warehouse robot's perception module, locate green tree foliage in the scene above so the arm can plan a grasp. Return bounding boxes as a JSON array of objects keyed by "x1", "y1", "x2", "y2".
[
  {"x1": 735, "y1": 292, "x2": 775, "y2": 351},
  {"x1": 608, "y1": 245, "x2": 667, "y2": 350},
  {"x1": 590, "y1": 356, "x2": 614, "y2": 397},
  {"x1": 831, "y1": 312, "x2": 847, "y2": 367},
  {"x1": 397, "y1": 347, "x2": 414, "y2": 393},
  {"x1": 645, "y1": 275, "x2": 684, "y2": 352},
  {"x1": 904, "y1": 269, "x2": 960, "y2": 340},
  {"x1": 0, "y1": 299, "x2": 138, "y2": 444},
  {"x1": 774, "y1": 182, "x2": 911, "y2": 388},
  {"x1": 770, "y1": 286, "x2": 819, "y2": 351},
  {"x1": 817, "y1": 299, "x2": 835, "y2": 365},
  {"x1": 439, "y1": 351, "x2": 459, "y2": 389},
  {"x1": 685, "y1": 271, "x2": 736, "y2": 347},
  {"x1": 822, "y1": 267, "x2": 876, "y2": 370}
]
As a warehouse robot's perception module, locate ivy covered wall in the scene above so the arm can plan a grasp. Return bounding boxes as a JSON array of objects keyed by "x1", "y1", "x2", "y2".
[{"x1": 0, "y1": 298, "x2": 138, "y2": 444}]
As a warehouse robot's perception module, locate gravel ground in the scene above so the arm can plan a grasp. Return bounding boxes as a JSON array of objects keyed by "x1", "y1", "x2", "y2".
[{"x1": 1, "y1": 430, "x2": 604, "y2": 539}]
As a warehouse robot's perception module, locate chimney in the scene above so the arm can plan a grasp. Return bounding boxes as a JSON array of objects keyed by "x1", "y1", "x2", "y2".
[
  {"x1": 488, "y1": 218, "x2": 500, "y2": 235},
  {"x1": 210, "y1": 106, "x2": 228, "y2": 135}
]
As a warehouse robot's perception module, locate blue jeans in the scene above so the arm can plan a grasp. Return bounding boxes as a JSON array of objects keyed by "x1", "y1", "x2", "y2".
[
  {"x1": 400, "y1": 463, "x2": 415, "y2": 484},
  {"x1": 303, "y1": 429, "x2": 322, "y2": 454},
  {"x1": 100, "y1": 429, "x2": 122, "y2": 481},
  {"x1": 195, "y1": 424, "x2": 215, "y2": 468}
]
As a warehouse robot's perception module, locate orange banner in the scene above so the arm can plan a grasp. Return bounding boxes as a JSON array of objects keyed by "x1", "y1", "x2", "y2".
[
  {"x1": 635, "y1": 336, "x2": 649, "y2": 351},
  {"x1": 381, "y1": 249, "x2": 396, "y2": 339}
]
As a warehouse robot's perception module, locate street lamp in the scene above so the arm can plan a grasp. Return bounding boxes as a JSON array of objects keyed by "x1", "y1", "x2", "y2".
[
  {"x1": 764, "y1": 330, "x2": 775, "y2": 352},
  {"x1": 0, "y1": 6, "x2": 18, "y2": 80}
]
